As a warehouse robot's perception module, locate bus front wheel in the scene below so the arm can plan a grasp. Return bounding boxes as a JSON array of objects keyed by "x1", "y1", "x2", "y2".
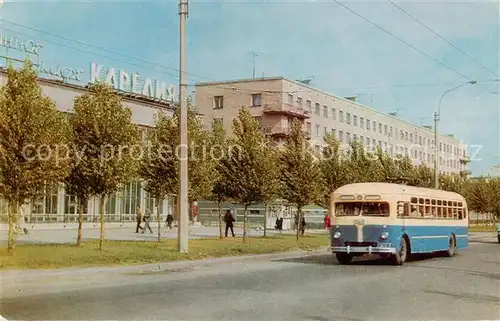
[
  {"x1": 392, "y1": 237, "x2": 408, "y2": 266},
  {"x1": 336, "y1": 253, "x2": 352, "y2": 264}
]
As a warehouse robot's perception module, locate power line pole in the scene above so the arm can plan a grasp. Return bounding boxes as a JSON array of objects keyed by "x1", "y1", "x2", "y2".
[{"x1": 178, "y1": 0, "x2": 189, "y2": 253}]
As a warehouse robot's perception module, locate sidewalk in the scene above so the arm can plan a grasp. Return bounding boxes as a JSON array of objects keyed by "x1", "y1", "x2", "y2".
[
  {"x1": 468, "y1": 232, "x2": 498, "y2": 243},
  {"x1": 0, "y1": 225, "x2": 329, "y2": 245}
]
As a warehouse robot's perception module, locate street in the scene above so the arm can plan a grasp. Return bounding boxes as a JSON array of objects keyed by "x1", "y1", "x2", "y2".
[{"x1": 2, "y1": 242, "x2": 499, "y2": 321}]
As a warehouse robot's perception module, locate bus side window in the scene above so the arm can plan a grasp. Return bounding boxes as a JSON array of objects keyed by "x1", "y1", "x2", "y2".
[{"x1": 398, "y1": 202, "x2": 410, "y2": 217}]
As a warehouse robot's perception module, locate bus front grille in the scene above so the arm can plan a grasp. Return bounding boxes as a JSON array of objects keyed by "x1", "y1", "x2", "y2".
[{"x1": 344, "y1": 242, "x2": 377, "y2": 247}]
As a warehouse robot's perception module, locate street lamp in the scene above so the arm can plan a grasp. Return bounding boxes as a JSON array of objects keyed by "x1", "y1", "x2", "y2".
[{"x1": 433, "y1": 80, "x2": 477, "y2": 189}]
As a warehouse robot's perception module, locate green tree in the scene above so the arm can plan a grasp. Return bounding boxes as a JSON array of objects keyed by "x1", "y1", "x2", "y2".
[
  {"x1": 0, "y1": 61, "x2": 71, "y2": 252},
  {"x1": 140, "y1": 112, "x2": 178, "y2": 242},
  {"x1": 71, "y1": 82, "x2": 140, "y2": 250},
  {"x1": 218, "y1": 108, "x2": 279, "y2": 242},
  {"x1": 393, "y1": 155, "x2": 417, "y2": 185},
  {"x1": 413, "y1": 164, "x2": 434, "y2": 188},
  {"x1": 319, "y1": 133, "x2": 347, "y2": 215},
  {"x1": 280, "y1": 119, "x2": 322, "y2": 240},
  {"x1": 209, "y1": 120, "x2": 231, "y2": 239},
  {"x1": 464, "y1": 178, "x2": 490, "y2": 220},
  {"x1": 374, "y1": 147, "x2": 398, "y2": 183},
  {"x1": 486, "y1": 177, "x2": 500, "y2": 221},
  {"x1": 440, "y1": 173, "x2": 467, "y2": 194},
  {"x1": 64, "y1": 158, "x2": 92, "y2": 247},
  {"x1": 344, "y1": 140, "x2": 384, "y2": 183}
]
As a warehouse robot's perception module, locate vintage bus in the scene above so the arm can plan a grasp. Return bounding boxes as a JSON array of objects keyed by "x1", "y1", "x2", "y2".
[{"x1": 329, "y1": 182, "x2": 468, "y2": 265}]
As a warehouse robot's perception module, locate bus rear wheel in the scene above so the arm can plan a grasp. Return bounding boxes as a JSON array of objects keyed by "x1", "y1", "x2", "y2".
[
  {"x1": 391, "y1": 237, "x2": 408, "y2": 266},
  {"x1": 336, "y1": 253, "x2": 352, "y2": 264},
  {"x1": 445, "y1": 235, "x2": 456, "y2": 257}
]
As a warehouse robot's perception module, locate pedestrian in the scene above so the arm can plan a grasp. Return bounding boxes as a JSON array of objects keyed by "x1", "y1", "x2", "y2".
[
  {"x1": 224, "y1": 209, "x2": 235, "y2": 237},
  {"x1": 324, "y1": 213, "x2": 331, "y2": 230},
  {"x1": 18, "y1": 206, "x2": 28, "y2": 235},
  {"x1": 142, "y1": 209, "x2": 153, "y2": 234},
  {"x1": 275, "y1": 215, "x2": 283, "y2": 234},
  {"x1": 300, "y1": 216, "x2": 307, "y2": 235},
  {"x1": 135, "y1": 206, "x2": 143, "y2": 233},
  {"x1": 166, "y1": 213, "x2": 174, "y2": 229}
]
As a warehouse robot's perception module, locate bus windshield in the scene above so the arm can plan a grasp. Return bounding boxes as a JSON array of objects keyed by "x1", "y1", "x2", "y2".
[{"x1": 335, "y1": 202, "x2": 390, "y2": 217}]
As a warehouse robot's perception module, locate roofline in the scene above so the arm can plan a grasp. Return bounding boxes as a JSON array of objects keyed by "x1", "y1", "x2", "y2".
[
  {"x1": 194, "y1": 76, "x2": 463, "y2": 144},
  {"x1": 0, "y1": 68, "x2": 178, "y2": 111},
  {"x1": 334, "y1": 182, "x2": 465, "y2": 198},
  {"x1": 195, "y1": 76, "x2": 285, "y2": 87}
]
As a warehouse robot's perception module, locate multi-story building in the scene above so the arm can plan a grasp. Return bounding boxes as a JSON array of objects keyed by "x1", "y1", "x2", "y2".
[{"x1": 195, "y1": 77, "x2": 469, "y2": 175}]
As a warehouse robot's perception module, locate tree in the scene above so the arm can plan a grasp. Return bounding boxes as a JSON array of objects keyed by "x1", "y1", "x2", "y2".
[
  {"x1": 218, "y1": 108, "x2": 279, "y2": 242},
  {"x1": 440, "y1": 173, "x2": 467, "y2": 194},
  {"x1": 464, "y1": 178, "x2": 489, "y2": 222},
  {"x1": 486, "y1": 177, "x2": 500, "y2": 222},
  {"x1": 140, "y1": 112, "x2": 178, "y2": 242},
  {"x1": 64, "y1": 158, "x2": 92, "y2": 247},
  {"x1": 0, "y1": 61, "x2": 71, "y2": 252},
  {"x1": 210, "y1": 120, "x2": 231, "y2": 239},
  {"x1": 71, "y1": 82, "x2": 139, "y2": 250},
  {"x1": 319, "y1": 133, "x2": 348, "y2": 215},
  {"x1": 413, "y1": 164, "x2": 434, "y2": 188},
  {"x1": 344, "y1": 140, "x2": 384, "y2": 183},
  {"x1": 280, "y1": 119, "x2": 322, "y2": 240},
  {"x1": 393, "y1": 155, "x2": 417, "y2": 185}
]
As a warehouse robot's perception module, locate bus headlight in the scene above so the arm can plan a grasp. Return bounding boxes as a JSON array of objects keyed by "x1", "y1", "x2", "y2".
[
  {"x1": 380, "y1": 232, "x2": 389, "y2": 240},
  {"x1": 333, "y1": 231, "x2": 341, "y2": 239}
]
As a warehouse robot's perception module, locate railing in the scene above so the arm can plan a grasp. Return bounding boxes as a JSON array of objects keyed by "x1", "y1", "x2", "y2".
[{"x1": 263, "y1": 103, "x2": 310, "y2": 118}]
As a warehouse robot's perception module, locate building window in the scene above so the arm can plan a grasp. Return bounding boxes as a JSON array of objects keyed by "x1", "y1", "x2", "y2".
[
  {"x1": 353, "y1": 133, "x2": 357, "y2": 141},
  {"x1": 367, "y1": 119, "x2": 370, "y2": 130},
  {"x1": 306, "y1": 122, "x2": 311, "y2": 133},
  {"x1": 366, "y1": 137, "x2": 370, "y2": 146},
  {"x1": 332, "y1": 108, "x2": 336, "y2": 120},
  {"x1": 360, "y1": 117, "x2": 365, "y2": 129},
  {"x1": 251, "y1": 93, "x2": 262, "y2": 107},
  {"x1": 288, "y1": 94, "x2": 293, "y2": 104},
  {"x1": 297, "y1": 97, "x2": 303, "y2": 107},
  {"x1": 353, "y1": 115, "x2": 358, "y2": 126},
  {"x1": 384, "y1": 125, "x2": 387, "y2": 136},
  {"x1": 339, "y1": 111, "x2": 344, "y2": 122},
  {"x1": 390, "y1": 126, "x2": 393, "y2": 137},
  {"x1": 213, "y1": 96, "x2": 223, "y2": 109},
  {"x1": 306, "y1": 100, "x2": 312, "y2": 112},
  {"x1": 324, "y1": 126, "x2": 328, "y2": 136},
  {"x1": 379, "y1": 123, "x2": 382, "y2": 134},
  {"x1": 339, "y1": 131, "x2": 344, "y2": 142},
  {"x1": 332, "y1": 128, "x2": 336, "y2": 136},
  {"x1": 315, "y1": 124, "x2": 320, "y2": 136},
  {"x1": 360, "y1": 135, "x2": 364, "y2": 144},
  {"x1": 323, "y1": 105, "x2": 328, "y2": 118},
  {"x1": 409, "y1": 133, "x2": 413, "y2": 142},
  {"x1": 346, "y1": 113, "x2": 351, "y2": 124},
  {"x1": 315, "y1": 103, "x2": 320, "y2": 116},
  {"x1": 346, "y1": 132, "x2": 351, "y2": 143},
  {"x1": 373, "y1": 121, "x2": 377, "y2": 132}
]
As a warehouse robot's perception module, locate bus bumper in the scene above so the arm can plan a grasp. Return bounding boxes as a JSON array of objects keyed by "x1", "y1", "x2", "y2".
[{"x1": 329, "y1": 246, "x2": 396, "y2": 254}]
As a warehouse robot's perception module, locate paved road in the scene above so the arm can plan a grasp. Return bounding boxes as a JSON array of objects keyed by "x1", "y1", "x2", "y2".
[{"x1": 2, "y1": 243, "x2": 499, "y2": 320}]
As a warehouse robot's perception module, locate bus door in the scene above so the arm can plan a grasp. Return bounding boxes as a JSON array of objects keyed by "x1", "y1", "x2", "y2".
[{"x1": 397, "y1": 200, "x2": 412, "y2": 247}]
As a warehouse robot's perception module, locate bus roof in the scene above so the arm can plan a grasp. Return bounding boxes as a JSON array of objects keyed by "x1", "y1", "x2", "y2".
[{"x1": 333, "y1": 182, "x2": 466, "y2": 200}]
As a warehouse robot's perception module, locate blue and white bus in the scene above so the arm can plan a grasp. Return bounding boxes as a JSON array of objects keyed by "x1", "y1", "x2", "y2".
[{"x1": 329, "y1": 183, "x2": 468, "y2": 265}]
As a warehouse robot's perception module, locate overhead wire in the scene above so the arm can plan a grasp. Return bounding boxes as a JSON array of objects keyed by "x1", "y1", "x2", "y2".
[
  {"x1": 331, "y1": 0, "x2": 497, "y2": 95},
  {"x1": 387, "y1": 0, "x2": 499, "y2": 78},
  {"x1": 0, "y1": 19, "x2": 298, "y2": 96}
]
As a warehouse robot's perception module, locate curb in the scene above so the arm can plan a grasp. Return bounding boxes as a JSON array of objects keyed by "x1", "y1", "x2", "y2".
[{"x1": 1, "y1": 247, "x2": 330, "y2": 281}]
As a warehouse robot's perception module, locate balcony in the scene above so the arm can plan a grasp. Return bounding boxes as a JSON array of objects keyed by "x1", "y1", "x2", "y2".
[
  {"x1": 262, "y1": 126, "x2": 311, "y2": 140},
  {"x1": 262, "y1": 103, "x2": 310, "y2": 119}
]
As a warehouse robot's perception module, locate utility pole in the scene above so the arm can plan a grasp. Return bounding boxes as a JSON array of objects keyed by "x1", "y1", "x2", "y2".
[{"x1": 178, "y1": 0, "x2": 189, "y2": 253}]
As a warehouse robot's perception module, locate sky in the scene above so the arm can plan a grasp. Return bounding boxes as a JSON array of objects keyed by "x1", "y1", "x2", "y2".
[{"x1": 0, "y1": 0, "x2": 498, "y2": 176}]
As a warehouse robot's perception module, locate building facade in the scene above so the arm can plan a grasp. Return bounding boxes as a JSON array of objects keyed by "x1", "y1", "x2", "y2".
[
  {"x1": 195, "y1": 77, "x2": 468, "y2": 175},
  {"x1": 0, "y1": 69, "x2": 177, "y2": 225}
]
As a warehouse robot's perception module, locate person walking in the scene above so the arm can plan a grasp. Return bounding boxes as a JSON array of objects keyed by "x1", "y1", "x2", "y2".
[
  {"x1": 165, "y1": 213, "x2": 174, "y2": 229},
  {"x1": 324, "y1": 213, "x2": 331, "y2": 230},
  {"x1": 142, "y1": 209, "x2": 153, "y2": 234},
  {"x1": 224, "y1": 210, "x2": 235, "y2": 237},
  {"x1": 300, "y1": 216, "x2": 307, "y2": 235},
  {"x1": 275, "y1": 215, "x2": 283, "y2": 234},
  {"x1": 135, "y1": 206, "x2": 143, "y2": 233}
]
